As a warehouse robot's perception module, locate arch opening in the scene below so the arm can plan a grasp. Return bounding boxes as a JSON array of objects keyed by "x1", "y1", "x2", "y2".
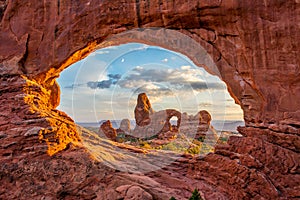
[
  {"x1": 57, "y1": 43, "x2": 244, "y2": 129},
  {"x1": 33, "y1": 28, "x2": 246, "y2": 159},
  {"x1": 56, "y1": 41, "x2": 244, "y2": 172}
]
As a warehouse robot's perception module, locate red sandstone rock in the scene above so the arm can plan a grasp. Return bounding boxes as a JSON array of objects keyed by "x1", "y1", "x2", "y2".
[
  {"x1": 195, "y1": 110, "x2": 211, "y2": 133},
  {"x1": 99, "y1": 120, "x2": 117, "y2": 141},
  {"x1": 134, "y1": 93, "x2": 154, "y2": 126},
  {"x1": 0, "y1": 1, "x2": 299, "y2": 200},
  {"x1": 152, "y1": 109, "x2": 181, "y2": 134},
  {"x1": 198, "y1": 110, "x2": 211, "y2": 126},
  {"x1": 124, "y1": 185, "x2": 153, "y2": 200},
  {"x1": 157, "y1": 131, "x2": 177, "y2": 141},
  {"x1": 133, "y1": 94, "x2": 182, "y2": 137}
]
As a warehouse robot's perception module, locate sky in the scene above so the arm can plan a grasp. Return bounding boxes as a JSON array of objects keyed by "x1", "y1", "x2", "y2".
[{"x1": 57, "y1": 43, "x2": 243, "y2": 122}]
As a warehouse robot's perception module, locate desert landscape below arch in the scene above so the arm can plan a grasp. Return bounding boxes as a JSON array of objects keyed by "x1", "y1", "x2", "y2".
[{"x1": 0, "y1": 0, "x2": 299, "y2": 199}]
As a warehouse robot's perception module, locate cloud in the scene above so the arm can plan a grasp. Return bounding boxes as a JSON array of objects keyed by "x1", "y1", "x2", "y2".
[
  {"x1": 95, "y1": 50, "x2": 110, "y2": 55},
  {"x1": 87, "y1": 80, "x2": 113, "y2": 89},
  {"x1": 87, "y1": 73, "x2": 121, "y2": 89},
  {"x1": 181, "y1": 65, "x2": 191, "y2": 70},
  {"x1": 64, "y1": 83, "x2": 85, "y2": 89},
  {"x1": 198, "y1": 102, "x2": 213, "y2": 107},
  {"x1": 134, "y1": 84, "x2": 174, "y2": 97},
  {"x1": 133, "y1": 66, "x2": 143, "y2": 72},
  {"x1": 108, "y1": 74, "x2": 121, "y2": 80},
  {"x1": 190, "y1": 82, "x2": 225, "y2": 91},
  {"x1": 117, "y1": 66, "x2": 225, "y2": 93},
  {"x1": 130, "y1": 44, "x2": 149, "y2": 51}
]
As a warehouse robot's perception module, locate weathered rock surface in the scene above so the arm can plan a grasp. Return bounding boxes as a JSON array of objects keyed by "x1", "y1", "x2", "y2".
[
  {"x1": 99, "y1": 120, "x2": 117, "y2": 141},
  {"x1": 196, "y1": 110, "x2": 213, "y2": 138},
  {"x1": 0, "y1": 1, "x2": 299, "y2": 199},
  {"x1": 179, "y1": 110, "x2": 217, "y2": 142},
  {"x1": 133, "y1": 93, "x2": 183, "y2": 138},
  {"x1": 1, "y1": 0, "x2": 299, "y2": 130},
  {"x1": 135, "y1": 102, "x2": 215, "y2": 142},
  {"x1": 134, "y1": 93, "x2": 154, "y2": 126},
  {"x1": 149, "y1": 109, "x2": 182, "y2": 134},
  {"x1": 119, "y1": 119, "x2": 131, "y2": 133}
]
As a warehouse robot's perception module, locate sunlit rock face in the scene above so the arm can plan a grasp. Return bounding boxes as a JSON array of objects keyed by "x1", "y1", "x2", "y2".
[
  {"x1": 134, "y1": 93, "x2": 154, "y2": 126},
  {"x1": 0, "y1": 0, "x2": 299, "y2": 199},
  {"x1": 1, "y1": 1, "x2": 299, "y2": 130}
]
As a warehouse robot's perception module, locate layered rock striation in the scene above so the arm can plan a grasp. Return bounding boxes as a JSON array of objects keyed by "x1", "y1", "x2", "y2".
[
  {"x1": 0, "y1": 0, "x2": 299, "y2": 199},
  {"x1": 134, "y1": 93, "x2": 154, "y2": 127}
]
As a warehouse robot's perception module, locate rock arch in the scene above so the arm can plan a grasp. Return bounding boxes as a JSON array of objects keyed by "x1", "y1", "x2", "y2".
[{"x1": 0, "y1": 1, "x2": 299, "y2": 199}]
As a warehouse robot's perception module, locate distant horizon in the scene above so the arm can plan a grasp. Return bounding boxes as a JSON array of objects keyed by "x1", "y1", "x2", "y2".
[
  {"x1": 77, "y1": 119, "x2": 245, "y2": 133},
  {"x1": 76, "y1": 119, "x2": 245, "y2": 123}
]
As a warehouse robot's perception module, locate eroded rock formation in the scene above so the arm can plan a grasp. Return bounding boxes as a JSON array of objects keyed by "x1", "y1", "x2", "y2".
[
  {"x1": 99, "y1": 120, "x2": 117, "y2": 141},
  {"x1": 0, "y1": 0, "x2": 299, "y2": 199},
  {"x1": 179, "y1": 110, "x2": 216, "y2": 140},
  {"x1": 133, "y1": 93, "x2": 183, "y2": 138},
  {"x1": 119, "y1": 119, "x2": 131, "y2": 133},
  {"x1": 196, "y1": 110, "x2": 212, "y2": 137},
  {"x1": 134, "y1": 93, "x2": 154, "y2": 126}
]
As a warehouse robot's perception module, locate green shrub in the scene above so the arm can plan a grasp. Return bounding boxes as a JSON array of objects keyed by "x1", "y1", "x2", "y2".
[
  {"x1": 170, "y1": 189, "x2": 203, "y2": 200},
  {"x1": 162, "y1": 143, "x2": 178, "y2": 151},
  {"x1": 197, "y1": 136, "x2": 205, "y2": 142},
  {"x1": 189, "y1": 189, "x2": 202, "y2": 200}
]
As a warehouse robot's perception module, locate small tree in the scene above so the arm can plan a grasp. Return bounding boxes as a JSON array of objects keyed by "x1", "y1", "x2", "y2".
[{"x1": 189, "y1": 189, "x2": 202, "y2": 200}]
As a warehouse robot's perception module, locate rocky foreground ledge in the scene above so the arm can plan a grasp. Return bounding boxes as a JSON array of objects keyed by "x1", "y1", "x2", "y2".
[{"x1": 0, "y1": 77, "x2": 298, "y2": 199}]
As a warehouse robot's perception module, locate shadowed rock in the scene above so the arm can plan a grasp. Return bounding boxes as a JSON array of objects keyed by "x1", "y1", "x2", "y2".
[
  {"x1": 151, "y1": 109, "x2": 181, "y2": 134},
  {"x1": 196, "y1": 110, "x2": 211, "y2": 133},
  {"x1": 99, "y1": 120, "x2": 117, "y2": 141},
  {"x1": 119, "y1": 119, "x2": 131, "y2": 133}
]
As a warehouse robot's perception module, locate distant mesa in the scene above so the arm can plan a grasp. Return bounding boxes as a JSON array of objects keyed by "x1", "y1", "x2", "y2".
[{"x1": 98, "y1": 93, "x2": 218, "y2": 152}]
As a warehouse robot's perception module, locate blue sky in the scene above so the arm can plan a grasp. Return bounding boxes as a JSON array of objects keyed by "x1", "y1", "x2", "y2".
[{"x1": 57, "y1": 43, "x2": 243, "y2": 122}]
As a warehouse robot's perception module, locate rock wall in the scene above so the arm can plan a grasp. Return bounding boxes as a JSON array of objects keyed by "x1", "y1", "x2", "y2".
[
  {"x1": 1, "y1": 0, "x2": 299, "y2": 130},
  {"x1": 0, "y1": 0, "x2": 299, "y2": 199}
]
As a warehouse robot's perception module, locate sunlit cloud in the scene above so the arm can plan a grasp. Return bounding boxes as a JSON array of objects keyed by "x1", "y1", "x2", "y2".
[
  {"x1": 130, "y1": 44, "x2": 149, "y2": 51},
  {"x1": 117, "y1": 66, "x2": 224, "y2": 93},
  {"x1": 180, "y1": 65, "x2": 191, "y2": 70},
  {"x1": 95, "y1": 50, "x2": 110, "y2": 55},
  {"x1": 199, "y1": 102, "x2": 213, "y2": 107}
]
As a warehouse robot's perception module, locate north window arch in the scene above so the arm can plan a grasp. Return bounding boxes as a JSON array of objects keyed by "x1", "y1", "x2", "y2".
[{"x1": 57, "y1": 42, "x2": 244, "y2": 131}]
